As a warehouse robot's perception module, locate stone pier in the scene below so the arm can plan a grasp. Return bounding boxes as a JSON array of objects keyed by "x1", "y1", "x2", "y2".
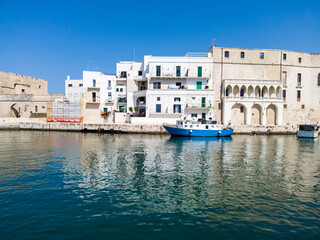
[{"x1": 0, "y1": 120, "x2": 298, "y2": 135}]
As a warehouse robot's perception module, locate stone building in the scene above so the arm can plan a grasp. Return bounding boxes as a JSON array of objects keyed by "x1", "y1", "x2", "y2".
[
  {"x1": 0, "y1": 71, "x2": 63, "y2": 119},
  {"x1": 208, "y1": 46, "x2": 320, "y2": 125}
]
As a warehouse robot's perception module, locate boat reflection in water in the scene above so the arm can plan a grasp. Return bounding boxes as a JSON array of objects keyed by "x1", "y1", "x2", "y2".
[{"x1": 0, "y1": 132, "x2": 320, "y2": 239}]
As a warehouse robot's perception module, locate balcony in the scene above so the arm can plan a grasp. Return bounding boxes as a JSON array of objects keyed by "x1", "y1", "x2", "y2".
[
  {"x1": 117, "y1": 98, "x2": 127, "y2": 104},
  {"x1": 139, "y1": 86, "x2": 147, "y2": 91},
  {"x1": 136, "y1": 101, "x2": 146, "y2": 106},
  {"x1": 101, "y1": 111, "x2": 111, "y2": 117},
  {"x1": 105, "y1": 99, "x2": 114, "y2": 104},
  {"x1": 224, "y1": 96, "x2": 283, "y2": 102},
  {"x1": 187, "y1": 103, "x2": 212, "y2": 109},
  {"x1": 87, "y1": 86, "x2": 100, "y2": 91},
  {"x1": 86, "y1": 98, "x2": 100, "y2": 104},
  {"x1": 224, "y1": 79, "x2": 282, "y2": 85}
]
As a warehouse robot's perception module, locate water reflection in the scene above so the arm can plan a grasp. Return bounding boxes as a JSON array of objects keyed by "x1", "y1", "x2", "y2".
[{"x1": 0, "y1": 131, "x2": 319, "y2": 238}]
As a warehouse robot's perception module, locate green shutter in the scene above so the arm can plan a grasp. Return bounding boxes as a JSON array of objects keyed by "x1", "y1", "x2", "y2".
[
  {"x1": 197, "y1": 81, "x2": 202, "y2": 90},
  {"x1": 198, "y1": 66, "x2": 202, "y2": 77},
  {"x1": 156, "y1": 66, "x2": 161, "y2": 76}
]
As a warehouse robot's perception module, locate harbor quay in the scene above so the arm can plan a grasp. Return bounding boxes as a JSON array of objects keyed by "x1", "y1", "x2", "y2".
[{"x1": 0, "y1": 119, "x2": 298, "y2": 135}]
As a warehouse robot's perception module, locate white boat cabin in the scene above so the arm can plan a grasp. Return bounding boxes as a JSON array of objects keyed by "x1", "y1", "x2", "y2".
[{"x1": 176, "y1": 120, "x2": 222, "y2": 130}]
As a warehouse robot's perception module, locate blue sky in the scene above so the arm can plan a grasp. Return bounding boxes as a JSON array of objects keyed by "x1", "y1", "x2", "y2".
[{"x1": 0, "y1": 0, "x2": 319, "y2": 93}]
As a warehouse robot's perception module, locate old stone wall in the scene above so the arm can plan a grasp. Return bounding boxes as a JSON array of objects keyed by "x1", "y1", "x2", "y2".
[{"x1": 0, "y1": 71, "x2": 48, "y2": 95}]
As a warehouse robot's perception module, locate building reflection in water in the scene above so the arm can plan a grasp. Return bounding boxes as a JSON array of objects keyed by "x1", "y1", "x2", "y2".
[{"x1": 2, "y1": 131, "x2": 318, "y2": 225}]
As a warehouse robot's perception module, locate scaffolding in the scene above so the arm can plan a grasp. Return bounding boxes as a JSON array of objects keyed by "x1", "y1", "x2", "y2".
[{"x1": 47, "y1": 97, "x2": 83, "y2": 123}]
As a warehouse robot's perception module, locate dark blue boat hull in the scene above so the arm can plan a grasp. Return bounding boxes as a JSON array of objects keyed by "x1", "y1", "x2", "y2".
[{"x1": 163, "y1": 126, "x2": 234, "y2": 137}]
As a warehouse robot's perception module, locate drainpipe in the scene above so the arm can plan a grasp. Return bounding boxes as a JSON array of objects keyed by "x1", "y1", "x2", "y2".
[
  {"x1": 280, "y1": 51, "x2": 282, "y2": 81},
  {"x1": 220, "y1": 47, "x2": 224, "y2": 124}
]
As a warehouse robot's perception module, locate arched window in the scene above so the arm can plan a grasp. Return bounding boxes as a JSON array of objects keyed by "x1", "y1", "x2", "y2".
[{"x1": 318, "y1": 73, "x2": 320, "y2": 86}]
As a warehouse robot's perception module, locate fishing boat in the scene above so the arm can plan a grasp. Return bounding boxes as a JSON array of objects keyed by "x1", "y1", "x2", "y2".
[
  {"x1": 297, "y1": 122, "x2": 319, "y2": 138},
  {"x1": 163, "y1": 120, "x2": 234, "y2": 137}
]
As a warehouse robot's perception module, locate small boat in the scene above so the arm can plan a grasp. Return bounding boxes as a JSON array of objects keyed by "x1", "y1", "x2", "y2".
[
  {"x1": 297, "y1": 122, "x2": 319, "y2": 138},
  {"x1": 163, "y1": 120, "x2": 234, "y2": 137}
]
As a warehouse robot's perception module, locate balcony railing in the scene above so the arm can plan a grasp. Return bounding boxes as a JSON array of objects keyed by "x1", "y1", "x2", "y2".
[
  {"x1": 105, "y1": 99, "x2": 114, "y2": 103},
  {"x1": 86, "y1": 98, "x2": 100, "y2": 103},
  {"x1": 224, "y1": 79, "x2": 282, "y2": 85},
  {"x1": 136, "y1": 101, "x2": 146, "y2": 106},
  {"x1": 186, "y1": 103, "x2": 212, "y2": 109},
  {"x1": 117, "y1": 98, "x2": 127, "y2": 103},
  {"x1": 225, "y1": 96, "x2": 283, "y2": 101}
]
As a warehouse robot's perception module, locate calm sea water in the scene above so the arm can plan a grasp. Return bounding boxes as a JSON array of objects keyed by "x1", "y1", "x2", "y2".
[{"x1": 0, "y1": 131, "x2": 319, "y2": 239}]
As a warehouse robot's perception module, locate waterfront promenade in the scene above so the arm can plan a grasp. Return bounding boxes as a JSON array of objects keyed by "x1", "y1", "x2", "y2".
[{"x1": 0, "y1": 118, "x2": 298, "y2": 135}]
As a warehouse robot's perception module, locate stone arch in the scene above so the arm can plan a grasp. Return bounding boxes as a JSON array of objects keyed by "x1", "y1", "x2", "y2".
[
  {"x1": 11, "y1": 103, "x2": 21, "y2": 118},
  {"x1": 255, "y1": 86, "x2": 261, "y2": 97},
  {"x1": 276, "y1": 86, "x2": 282, "y2": 98},
  {"x1": 262, "y1": 86, "x2": 268, "y2": 98},
  {"x1": 266, "y1": 104, "x2": 277, "y2": 125},
  {"x1": 231, "y1": 103, "x2": 247, "y2": 125},
  {"x1": 226, "y1": 85, "x2": 232, "y2": 97},
  {"x1": 251, "y1": 104, "x2": 262, "y2": 125},
  {"x1": 269, "y1": 86, "x2": 275, "y2": 98},
  {"x1": 233, "y1": 85, "x2": 239, "y2": 97},
  {"x1": 240, "y1": 85, "x2": 246, "y2": 97},
  {"x1": 248, "y1": 85, "x2": 254, "y2": 97}
]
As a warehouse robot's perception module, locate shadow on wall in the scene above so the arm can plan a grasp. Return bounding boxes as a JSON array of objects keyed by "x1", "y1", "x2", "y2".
[{"x1": 10, "y1": 103, "x2": 21, "y2": 118}]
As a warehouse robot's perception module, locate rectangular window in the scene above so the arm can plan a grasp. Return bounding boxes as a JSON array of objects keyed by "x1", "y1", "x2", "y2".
[
  {"x1": 157, "y1": 97, "x2": 160, "y2": 101},
  {"x1": 153, "y1": 82, "x2": 161, "y2": 89},
  {"x1": 176, "y1": 66, "x2": 181, "y2": 77},
  {"x1": 283, "y1": 90, "x2": 286, "y2": 101},
  {"x1": 174, "y1": 97, "x2": 181, "y2": 102},
  {"x1": 108, "y1": 92, "x2": 112, "y2": 99},
  {"x1": 138, "y1": 71, "x2": 142, "y2": 76},
  {"x1": 121, "y1": 71, "x2": 127, "y2": 78},
  {"x1": 103, "y1": 108, "x2": 108, "y2": 113},
  {"x1": 141, "y1": 81, "x2": 146, "y2": 86},
  {"x1": 173, "y1": 104, "x2": 181, "y2": 113},
  {"x1": 283, "y1": 53, "x2": 287, "y2": 60},
  {"x1": 282, "y1": 71, "x2": 287, "y2": 85},
  {"x1": 116, "y1": 88, "x2": 119, "y2": 92},
  {"x1": 68, "y1": 84, "x2": 72, "y2": 87},
  {"x1": 191, "y1": 113, "x2": 197, "y2": 118},
  {"x1": 301, "y1": 104, "x2": 305, "y2": 109},
  {"x1": 156, "y1": 104, "x2": 161, "y2": 113},
  {"x1": 240, "y1": 106, "x2": 244, "y2": 113},
  {"x1": 201, "y1": 97, "x2": 206, "y2": 108},
  {"x1": 156, "y1": 66, "x2": 161, "y2": 76},
  {"x1": 93, "y1": 79, "x2": 96, "y2": 87},
  {"x1": 79, "y1": 84, "x2": 83, "y2": 87},
  {"x1": 260, "y1": 52, "x2": 264, "y2": 59},
  {"x1": 35, "y1": 106, "x2": 38, "y2": 112},
  {"x1": 225, "y1": 51, "x2": 229, "y2": 58},
  {"x1": 196, "y1": 81, "x2": 202, "y2": 90},
  {"x1": 108, "y1": 80, "x2": 111, "y2": 88},
  {"x1": 299, "y1": 57, "x2": 302, "y2": 63},
  {"x1": 297, "y1": 90, "x2": 301, "y2": 101},
  {"x1": 284, "y1": 104, "x2": 287, "y2": 109},
  {"x1": 120, "y1": 88, "x2": 123, "y2": 92},
  {"x1": 297, "y1": 73, "x2": 301, "y2": 86},
  {"x1": 240, "y1": 52, "x2": 245, "y2": 58},
  {"x1": 198, "y1": 66, "x2": 202, "y2": 77},
  {"x1": 22, "y1": 89, "x2": 25, "y2": 93}
]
